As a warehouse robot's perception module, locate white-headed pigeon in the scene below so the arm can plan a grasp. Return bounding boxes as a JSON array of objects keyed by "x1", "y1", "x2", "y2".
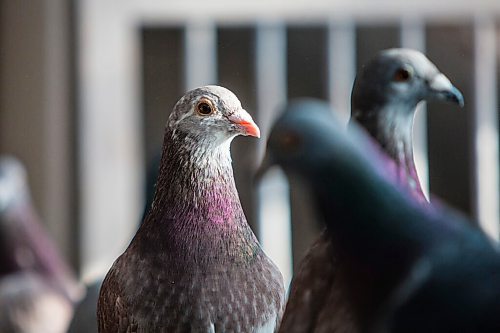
[
  {"x1": 276, "y1": 49, "x2": 464, "y2": 333},
  {"x1": 98, "y1": 86, "x2": 285, "y2": 332}
]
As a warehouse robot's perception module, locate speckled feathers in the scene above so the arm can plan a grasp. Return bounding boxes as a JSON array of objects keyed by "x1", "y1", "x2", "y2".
[{"x1": 98, "y1": 86, "x2": 284, "y2": 332}]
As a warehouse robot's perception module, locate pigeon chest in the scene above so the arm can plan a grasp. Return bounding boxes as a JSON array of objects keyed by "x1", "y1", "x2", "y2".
[{"x1": 106, "y1": 251, "x2": 283, "y2": 333}]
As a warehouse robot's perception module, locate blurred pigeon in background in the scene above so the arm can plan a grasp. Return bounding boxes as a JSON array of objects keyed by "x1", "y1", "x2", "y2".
[
  {"x1": 98, "y1": 86, "x2": 285, "y2": 332},
  {"x1": 264, "y1": 106, "x2": 500, "y2": 332},
  {"x1": 0, "y1": 156, "x2": 83, "y2": 333},
  {"x1": 276, "y1": 48, "x2": 464, "y2": 333},
  {"x1": 350, "y1": 48, "x2": 463, "y2": 202}
]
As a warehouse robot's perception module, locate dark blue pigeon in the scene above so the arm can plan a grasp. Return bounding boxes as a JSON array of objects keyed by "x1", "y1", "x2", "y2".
[
  {"x1": 277, "y1": 48, "x2": 464, "y2": 333},
  {"x1": 264, "y1": 105, "x2": 500, "y2": 332},
  {"x1": 98, "y1": 86, "x2": 285, "y2": 332},
  {"x1": 0, "y1": 156, "x2": 83, "y2": 333}
]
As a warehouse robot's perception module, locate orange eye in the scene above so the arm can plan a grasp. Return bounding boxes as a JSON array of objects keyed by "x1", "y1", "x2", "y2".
[
  {"x1": 278, "y1": 131, "x2": 302, "y2": 152},
  {"x1": 393, "y1": 66, "x2": 413, "y2": 82},
  {"x1": 196, "y1": 99, "x2": 214, "y2": 116}
]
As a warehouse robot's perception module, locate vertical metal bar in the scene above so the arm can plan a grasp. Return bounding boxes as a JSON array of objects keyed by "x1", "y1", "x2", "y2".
[
  {"x1": 255, "y1": 23, "x2": 287, "y2": 145},
  {"x1": 400, "y1": 17, "x2": 430, "y2": 200},
  {"x1": 255, "y1": 22, "x2": 292, "y2": 287},
  {"x1": 328, "y1": 19, "x2": 356, "y2": 122},
  {"x1": 184, "y1": 21, "x2": 217, "y2": 90},
  {"x1": 473, "y1": 16, "x2": 499, "y2": 239},
  {"x1": 78, "y1": 2, "x2": 144, "y2": 279}
]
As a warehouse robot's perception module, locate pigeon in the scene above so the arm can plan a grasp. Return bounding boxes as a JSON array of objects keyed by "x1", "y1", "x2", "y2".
[
  {"x1": 276, "y1": 48, "x2": 464, "y2": 333},
  {"x1": 350, "y1": 48, "x2": 463, "y2": 203},
  {"x1": 263, "y1": 105, "x2": 500, "y2": 332},
  {"x1": 98, "y1": 85, "x2": 285, "y2": 332},
  {"x1": 0, "y1": 156, "x2": 83, "y2": 333}
]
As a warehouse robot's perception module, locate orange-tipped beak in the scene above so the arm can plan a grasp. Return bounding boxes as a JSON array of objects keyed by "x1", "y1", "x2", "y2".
[
  {"x1": 237, "y1": 120, "x2": 261, "y2": 138},
  {"x1": 228, "y1": 111, "x2": 261, "y2": 138}
]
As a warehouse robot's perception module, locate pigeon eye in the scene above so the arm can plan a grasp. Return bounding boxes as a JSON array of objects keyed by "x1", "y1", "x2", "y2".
[
  {"x1": 196, "y1": 99, "x2": 214, "y2": 116},
  {"x1": 393, "y1": 66, "x2": 413, "y2": 82}
]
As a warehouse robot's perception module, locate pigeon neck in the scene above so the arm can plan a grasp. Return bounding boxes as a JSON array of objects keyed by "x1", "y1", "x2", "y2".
[
  {"x1": 308, "y1": 140, "x2": 431, "y2": 268},
  {"x1": 139, "y1": 130, "x2": 260, "y2": 265},
  {"x1": 351, "y1": 105, "x2": 426, "y2": 202},
  {"x1": 151, "y1": 130, "x2": 245, "y2": 224}
]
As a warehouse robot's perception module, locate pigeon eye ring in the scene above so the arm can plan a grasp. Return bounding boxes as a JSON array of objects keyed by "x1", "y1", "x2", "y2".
[
  {"x1": 393, "y1": 65, "x2": 414, "y2": 82},
  {"x1": 196, "y1": 98, "x2": 215, "y2": 116}
]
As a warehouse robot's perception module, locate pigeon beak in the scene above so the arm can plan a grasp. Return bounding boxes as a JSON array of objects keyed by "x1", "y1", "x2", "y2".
[
  {"x1": 228, "y1": 110, "x2": 261, "y2": 138},
  {"x1": 427, "y1": 73, "x2": 465, "y2": 107}
]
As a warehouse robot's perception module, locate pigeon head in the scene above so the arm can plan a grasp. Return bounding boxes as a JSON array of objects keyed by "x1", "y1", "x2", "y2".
[
  {"x1": 151, "y1": 85, "x2": 261, "y2": 220},
  {"x1": 261, "y1": 100, "x2": 364, "y2": 178},
  {"x1": 261, "y1": 99, "x2": 395, "y2": 201},
  {"x1": 352, "y1": 48, "x2": 464, "y2": 115},
  {"x1": 258, "y1": 100, "x2": 340, "y2": 178},
  {"x1": 0, "y1": 157, "x2": 34, "y2": 276},
  {"x1": 350, "y1": 49, "x2": 464, "y2": 202},
  {"x1": 168, "y1": 85, "x2": 260, "y2": 147}
]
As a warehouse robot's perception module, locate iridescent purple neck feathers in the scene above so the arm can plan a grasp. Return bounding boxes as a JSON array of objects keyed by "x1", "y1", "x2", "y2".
[
  {"x1": 148, "y1": 129, "x2": 243, "y2": 226},
  {"x1": 351, "y1": 107, "x2": 426, "y2": 203},
  {"x1": 137, "y1": 86, "x2": 263, "y2": 265}
]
